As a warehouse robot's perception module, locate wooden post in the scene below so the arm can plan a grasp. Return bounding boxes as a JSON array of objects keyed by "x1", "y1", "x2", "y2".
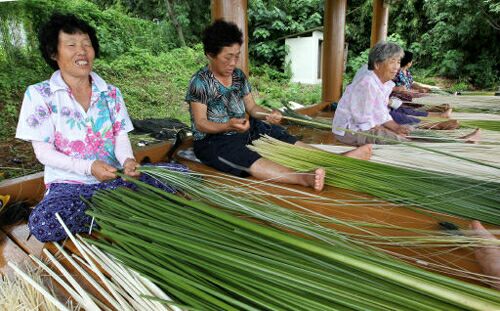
[
  {"x1": 322, "y1": 0, "x2": 347, "y2": 105},
  {"x1": 211, "y1": 0, "x2": 249, "y2": 76},
  {"x1": 370, "y1": 0, "x2": 389, "y2": 47}
]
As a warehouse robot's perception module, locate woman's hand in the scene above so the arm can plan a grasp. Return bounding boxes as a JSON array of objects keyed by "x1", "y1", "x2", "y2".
[
  {"x1": 91, "y1": 160, "x2": 117, "y2": 181},
  {"x1": 383, "y1": 120, "x2": 410, "y2": 136},
  {"x1": 228, "y1": 118, "x2": 250, "y2": 133},
  {"x1": 265, "y1": 110, "x2": 282, "y2": 125},
  {"x1": 123, "y1": 158, "x2": 140, "y2": 178},
  {"x1": 395, "y1": 124, "x2": 411, "y2": 136}
]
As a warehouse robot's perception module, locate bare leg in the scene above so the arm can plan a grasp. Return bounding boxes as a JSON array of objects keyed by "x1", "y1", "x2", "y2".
[
  {"x1": 341, "y1": 144, "x2": 373, "y2": 160},
  {"x1": 460, "y1": 128, "x2": 481, "y2": 143},
  {"x1": 249, "y1": 158, "x2": 325, "y2": 191},
  {"x1": 419, "y1": 119, "x2": 459, "y2": 130},
  {"x1": 295, "y1": 141, "x2": 372, "y2": 160},
  {"x1": 470, "y1": 221, "x2": 500, "y2": 290},
  {"x1": 428, "y1": 108, "x2": 453, "y2": 119}
]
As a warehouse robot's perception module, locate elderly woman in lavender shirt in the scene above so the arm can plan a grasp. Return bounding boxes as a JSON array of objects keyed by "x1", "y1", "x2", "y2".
[
  {"x1": 332, "y1": 42, "x2": 410, "y2": 146},
  {"x1": 15, "y1": 13, "x2": 184, "y2": 242}
]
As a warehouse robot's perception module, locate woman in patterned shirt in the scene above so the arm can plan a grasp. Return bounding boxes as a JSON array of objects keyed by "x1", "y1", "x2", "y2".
[
  {"x1": 186, "y1": 20, "x2": 372, "y2": 192},
  {"x1": 16, "y1": 13, "x2": 184, "y2": 242},
  {"x1": 390, "y1": 51, "x2": 454, "y2": 126}
]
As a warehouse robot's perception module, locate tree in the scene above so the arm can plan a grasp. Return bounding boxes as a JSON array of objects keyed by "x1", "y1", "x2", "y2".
[
  {"x1": 420, "y1": 0, "x2": 500, "y2": 87},
  {"x1": 89, "y1": 0, "x2": 209, "y2": 47},
  {"x1": 248, "y1": 0, "x2": 324, "y2": 69},
  {"x1": 164, "y1": 0, "x2": 186, "y2": 47}
]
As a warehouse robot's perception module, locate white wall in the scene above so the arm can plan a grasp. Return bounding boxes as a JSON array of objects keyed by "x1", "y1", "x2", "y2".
[{"x1": 285, "y1": 31, "x2": 323, "y2": 84}]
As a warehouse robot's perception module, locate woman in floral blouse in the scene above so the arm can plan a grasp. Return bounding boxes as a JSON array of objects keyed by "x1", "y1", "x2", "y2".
[
  {"x1": 389, "y1": 50, "x2": 453, "y2": 126},
  {"x1": 392, "y1": 51, "x2": 431, "y2": 100},
  {"x1": 15, "y1": 13, "x2": 183, "y2": 242}
]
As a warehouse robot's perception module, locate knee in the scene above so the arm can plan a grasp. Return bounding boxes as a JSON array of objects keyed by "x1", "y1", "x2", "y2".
[{"x1": 28, "y1": 209, "x2": 63, "y2": 242}]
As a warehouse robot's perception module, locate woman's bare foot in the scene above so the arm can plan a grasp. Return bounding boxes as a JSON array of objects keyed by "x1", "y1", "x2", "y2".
[
  {"x1": 440, "y1": 108, "x2": 453, "y2": 119},
  {"x1": 460, "y1": 128, "x2": 481, "y2": 143},
  {"x1": 428, "y1": 108, "x2": 452, "y2": 119},
  {"x1": 427, "y1": 103, "x2": 451, "y2": 113},
  {"x1": 305, "y1": 168, "x2": 325, "y2": 192},
  {"x1": 420, "y1": 119, "x2": 459, "y2": 130},
  {"x1": 342, "y1": 144, "x2": 372, "y2": 160},
  {"x1": 470, "y1": 221, "x2": 500, "y2": 290}
]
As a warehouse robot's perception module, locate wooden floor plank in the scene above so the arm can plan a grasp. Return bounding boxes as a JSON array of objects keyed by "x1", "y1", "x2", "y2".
[{"x1": 0, "y1": 229, "x2": 30, "y2": 278}]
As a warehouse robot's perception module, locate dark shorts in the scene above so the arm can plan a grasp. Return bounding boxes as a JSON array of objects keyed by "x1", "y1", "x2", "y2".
[{"x1": 193, "y1": 118, "x2": 297, "y2": 177}]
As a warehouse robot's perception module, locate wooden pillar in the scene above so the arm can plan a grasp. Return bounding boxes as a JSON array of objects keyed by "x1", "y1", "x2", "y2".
[
  {"x1": 370, "y1": 0, "x2": 389, "y2": 47},
  {"x1": 211, "y1": 0, "x2": 249, "y2": 76},
  {"x1": 322, "y1": 0, "x2": 347, "y2": 105}
]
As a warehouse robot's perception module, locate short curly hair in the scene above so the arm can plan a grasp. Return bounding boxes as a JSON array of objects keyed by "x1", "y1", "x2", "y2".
[
  {"x1": 368, "y1": 41, "x2": 403, "y2": 70},
  {"x1": 38, "y1": 13, "x2": 100, "y2": 70},
  {"x1": 202, "y1": 20, "x2": 243, "y2": 57}
]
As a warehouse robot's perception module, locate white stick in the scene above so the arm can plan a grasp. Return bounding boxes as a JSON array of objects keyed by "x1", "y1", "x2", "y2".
[{"x1": 7, "y1": 261, "x2": 71, "y2": 311}]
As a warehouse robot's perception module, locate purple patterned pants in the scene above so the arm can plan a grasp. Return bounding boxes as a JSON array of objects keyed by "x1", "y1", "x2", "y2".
[
  {"x1": 390, "y1": 107, "x2": 428, "y2": 125},
  {"x1": 29, "y1": 163, "x2": 187, "y2": 242}
]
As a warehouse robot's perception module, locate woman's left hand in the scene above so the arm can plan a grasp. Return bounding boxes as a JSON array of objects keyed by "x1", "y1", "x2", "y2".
[
  {"x1": 265, "y1": 110, "x2": 282, "y2": 125},
  {"x1": 123, "y1": 158, "x2": 140, "y2": 178}
]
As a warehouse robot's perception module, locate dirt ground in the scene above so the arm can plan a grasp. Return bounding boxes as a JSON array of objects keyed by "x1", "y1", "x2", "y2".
[{"x1": 0, "y1": 138, "x2": 42, "y2": 181}]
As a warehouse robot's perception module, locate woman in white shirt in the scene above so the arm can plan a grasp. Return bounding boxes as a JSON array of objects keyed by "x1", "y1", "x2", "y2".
[
  {"x1": 16, "y1": 13, "x2": 184, "y2": 242},
  {"x1": 332, "y1": 42, "x2": 410, "y2": 146}
]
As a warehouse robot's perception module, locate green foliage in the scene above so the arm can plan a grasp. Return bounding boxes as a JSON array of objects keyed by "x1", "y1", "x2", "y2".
[
  {"x1": 249, "y1": 62, "x2": 321, "y2": 107},
  {"x1": 345, "y1": 48, "x2": 369, "y2": 81},
  {"x1": 248, "y1": 0, "x2": 324, "y2": 69},
  {"x1": 448, "y1": 81, "x2": 472, "y2": 93},
  {"x1": 89, "y1": 0, "x2": 210, "y2": 46},
  {"x1": 345, "y1": 0, "x2": 499, "y2": 89},
  {"x1": 5, "y1": 0, "x2": 178, "y2": 59},
  {"x1": 410, "y1": 68, "x2": 438, "y2": 86},
  {"x1": 93, "y1": 45, "x2": 207, "y2": 123},
  {"x1": 0, "y1": 56, "x2": 51, "y2": 138},
  {"x1": 418, "y1": 0, "x2": 500, "y2": 88}
]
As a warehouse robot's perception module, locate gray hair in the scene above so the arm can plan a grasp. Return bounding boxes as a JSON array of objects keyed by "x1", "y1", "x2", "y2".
[{"x1": 368, "y1": 41, "x2": 404, "y2": 70}]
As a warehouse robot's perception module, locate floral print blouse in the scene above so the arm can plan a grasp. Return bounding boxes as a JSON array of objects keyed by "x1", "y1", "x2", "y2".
[
  {"x1": 16, "y1": 70, "x2": 133, "y2": 184},
  {"x1": 393, "y1": 69, "x2": 414, "y2": 90}
]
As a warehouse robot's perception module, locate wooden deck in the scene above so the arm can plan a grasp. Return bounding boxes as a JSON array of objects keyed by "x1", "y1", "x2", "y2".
[{"x1": 0, "y1": 116, "x2": 497, "y2": 305}]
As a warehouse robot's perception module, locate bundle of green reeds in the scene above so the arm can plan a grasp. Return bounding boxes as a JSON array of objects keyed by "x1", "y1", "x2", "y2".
[
  {"x1": 460, "y1": 120, "x2": 500, "y2": 132},
  {"x1": 249, "y1": 136, "x2": 500, "y2": 225},
  {"x1": 85, "y1": 177, "x2": 500, "y2": 310},
  {"x1": 138, "y1": 167, "x2": 500, "y2": 283},
  {"x1": 312, "y1": 143, "x2": 500, "y2": 182},
  {"x1": 419, "y1": 116, "x2": 500, "y2": 133},
  {"x1": 413, "y1": 95, "x2": 500, "y2": 114}
]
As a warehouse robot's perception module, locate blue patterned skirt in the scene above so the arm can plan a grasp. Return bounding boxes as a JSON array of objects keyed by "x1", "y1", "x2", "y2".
[{"x1": 29, "y1": 163, "x2": 187, "y2": 242}]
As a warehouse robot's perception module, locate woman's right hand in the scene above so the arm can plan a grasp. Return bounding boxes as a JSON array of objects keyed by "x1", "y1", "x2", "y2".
[
  {"x1": 395, "y1": 125, "x2": 411, "y2": 136},
  {"x1": 228, "y1": 118, "x2": 250, "y2": 133},
  {"x1": 91, "y1": 160, "x2": 117, "y2": 182}
]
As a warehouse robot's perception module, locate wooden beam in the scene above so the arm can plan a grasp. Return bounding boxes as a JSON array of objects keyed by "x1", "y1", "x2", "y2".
[
  {"x1": 211, "y1": 0, "x2": 249, "y2": 76},
  {"x1": 370, "y1": 0, "x2": 389, "y2": 47},
  {"x1": 322, "y1": 0, "x2": 347, "y2": 105}
]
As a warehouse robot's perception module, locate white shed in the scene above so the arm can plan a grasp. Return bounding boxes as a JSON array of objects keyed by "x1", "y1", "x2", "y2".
[{"x1": 285, "y1": 31, "x2": 323, "y2": 84}]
